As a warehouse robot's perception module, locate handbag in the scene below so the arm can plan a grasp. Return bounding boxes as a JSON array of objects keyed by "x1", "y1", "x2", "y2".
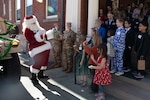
[{"x1": 138, "y1": 57, "x2": 145, "y2": 70}]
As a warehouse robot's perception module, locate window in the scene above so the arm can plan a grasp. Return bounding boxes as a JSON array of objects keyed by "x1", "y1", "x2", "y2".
[
  {"x1": 16, "y1": 0, "x2": 21, "y2": 21},
  {"x1": 26, "y1": 0, "x2": 33, "y2": 16},
  {"x1": 2, "y1": 0, "x2": 6, "y2": 16},
  {"x1": 46, "y1": 0, "x2": 58, "y2": 19},
  {"x1": 9, "y1": 0, "x2": 12, "y2": 21}
]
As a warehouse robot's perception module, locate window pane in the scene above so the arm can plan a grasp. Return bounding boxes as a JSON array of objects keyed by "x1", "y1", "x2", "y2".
[
  {"x1": 27, "y1": 5, "x2": 32, "y2": 15},
  {"x1": 16, "y1": 0, "x2": 21, "y2": 20},
  {"x1": 26, "y1": 0, "x2": 32, "y2": 6},
  {"x1": 17, "y1": 9, "x2": 20, "y2": 20},
  {"x1": 16, "y1": 0, "x2": 20, "y2": 10},
  {"x1": 9, "y1": 0, "x2": 12, "y2": 20},
  {"x1": 26, "y1": 0, "x2": 33, "y2": 16},
  {"x1": 47, "y1": 0, "x2": 58, "y2": 16}
]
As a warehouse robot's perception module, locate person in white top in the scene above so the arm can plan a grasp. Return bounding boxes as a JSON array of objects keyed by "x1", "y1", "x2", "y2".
[
  {"x1": 107, "y1": 30, "x2": 115, "y2": 70},
  {"x1": 132, "y1": 3, "x2": 144, "y2": 19}
]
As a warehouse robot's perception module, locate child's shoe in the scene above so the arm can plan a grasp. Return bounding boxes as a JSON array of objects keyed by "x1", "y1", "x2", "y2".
[
  {"x1": 132, "y1": 71, "x2": 137, "y2": 75},
  {"x1": 94, "y1": 93, "x2": 99, "y2": 97},
  {"x1": 110, "y1": 70, "x2": 116, "y2": 74},
  {"x1": 77, "y1": 80, "x2": 83, "y2": 85},
  {"x1": 96, "y1": 93, "x2": 105, "y2": 100},
  {"x1": 115, "y1": 72, "x2": 124, "y2": 76},
  {"x1": 81, "y1": 81, "x2": 87, "y2": 87},
  {"x1": 124, "y1": 68, "x2": 131, "y2": 72},
  {"x1": 134, "y1": 73, "x2": 144, "y2": 79}
]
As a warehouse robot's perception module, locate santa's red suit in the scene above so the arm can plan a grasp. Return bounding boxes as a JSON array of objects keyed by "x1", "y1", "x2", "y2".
[{"x1": 22, "y1": 15, "x2": 53, "y2": 75}]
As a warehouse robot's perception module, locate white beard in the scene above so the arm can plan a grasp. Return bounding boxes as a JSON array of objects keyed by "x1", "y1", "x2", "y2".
[{"x1": 22, "y1": 21, "x2": 44, "y2": 33}]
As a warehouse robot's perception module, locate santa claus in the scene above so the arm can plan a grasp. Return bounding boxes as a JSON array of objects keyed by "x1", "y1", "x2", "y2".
[{"x1": 22, "y1": 15, "x2": 53, "y2": 84}]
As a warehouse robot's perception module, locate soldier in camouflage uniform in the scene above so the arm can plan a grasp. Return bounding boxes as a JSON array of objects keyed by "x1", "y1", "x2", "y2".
[
  {"x1": 51, "y1": 23, "x2": 62, "y2": 67},
  {"x1": 62, "y1": 22, "x2": 76, "y2": 73}
]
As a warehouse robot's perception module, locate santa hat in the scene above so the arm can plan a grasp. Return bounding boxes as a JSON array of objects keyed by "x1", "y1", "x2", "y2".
[{"x1": 23, "y1": 15, "x2": 37, "y2": 24}]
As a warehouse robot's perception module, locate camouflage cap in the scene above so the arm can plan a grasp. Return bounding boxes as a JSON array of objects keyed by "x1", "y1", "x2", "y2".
[{"x1": 66, "y1": 22, "x2": 72, "y2": 27}]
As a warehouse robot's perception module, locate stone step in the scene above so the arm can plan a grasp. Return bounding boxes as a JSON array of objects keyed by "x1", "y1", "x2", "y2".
[
  {"x1": 113, "y1": 75, "x2": 150, "y2": 92},
  {"x1": 105, "y1": 75, "x2": 150, "y2": 100}
]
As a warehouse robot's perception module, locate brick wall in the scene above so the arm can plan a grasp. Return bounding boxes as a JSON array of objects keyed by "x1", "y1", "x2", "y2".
[{"x1": 0, "y1": 0, "x2": 64, "y2": 33}]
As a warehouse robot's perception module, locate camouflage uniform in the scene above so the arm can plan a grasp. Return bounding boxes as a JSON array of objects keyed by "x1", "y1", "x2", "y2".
[
  {"x1": 52, "y1": 28, "x2": 62, "y2": 67},
  {"x1": 63, "y1": 30, "x2": 76, "y2": 72}
]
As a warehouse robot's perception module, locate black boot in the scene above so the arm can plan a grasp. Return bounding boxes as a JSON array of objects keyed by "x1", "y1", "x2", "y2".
[
  {"x1": 38, "y1": 70, "x2": 48, "y2": 79},
  {"x1": 30, "y1": 73, "x2": 38, "y2": 85}
]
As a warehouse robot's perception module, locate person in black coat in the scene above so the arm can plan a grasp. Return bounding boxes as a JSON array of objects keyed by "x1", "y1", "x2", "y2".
[
  {"x1": 132, "y1": 14, "x2": 140, "y2": 32},
  {"x1": 125, "y1": 4, "x2": 133, "y2": 20},
  {"x1": 124, "y1": 19, "x2": 135, "y2": 72},
  {"x1": 133, "y1": 21, "x2": 150, "y2": 79}
]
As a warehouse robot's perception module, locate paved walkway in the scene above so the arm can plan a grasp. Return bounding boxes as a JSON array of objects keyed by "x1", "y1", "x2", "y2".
[
  {"x1": 2, "y1": 52, "x2": 150, "y2": 100},
  {"x1": 18, "y1": 53, "x2": 119, "y2": 100}
]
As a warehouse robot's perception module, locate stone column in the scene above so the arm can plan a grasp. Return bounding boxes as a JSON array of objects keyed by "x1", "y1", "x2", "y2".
[
  {"x1": 87, "y1": 0, "x2": 99, "y2": 36},
  {"x1": 65, "y1": 0, "x2": 81, "y2": 32}
]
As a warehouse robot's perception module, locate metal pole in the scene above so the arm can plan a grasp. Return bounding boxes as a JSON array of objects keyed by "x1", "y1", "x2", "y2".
[{"x1": 74, "y1": 52, "x2": 78, "y2": 84}]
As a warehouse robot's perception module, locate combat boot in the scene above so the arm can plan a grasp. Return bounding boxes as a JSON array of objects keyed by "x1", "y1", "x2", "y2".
[
  {"x1": 38, "y1": 70, "x2": 49, "y2": 79},
  {"x1": 54, "y1": 63, "x2": 61, "y2": 68},
  {"x1": 51, "y1": 63, "x2": 57, "y2": 67},
  {"x1": 65, "y1": 68, "x2": 72, "y2": 73},
  {"x1": 30, "y1": 73, "x2": 38, "y2": 85},
  {"x1": 62, "y1": 67, "x2": 68, "y2": 71}
]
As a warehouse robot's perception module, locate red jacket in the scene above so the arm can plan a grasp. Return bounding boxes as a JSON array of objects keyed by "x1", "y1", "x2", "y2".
[
  {"x1": 23, "y1": 28, "x2": 51, "y2": 57},
  {"x1": 84, "y1": 45, "x2": 100, "y2": 65}
]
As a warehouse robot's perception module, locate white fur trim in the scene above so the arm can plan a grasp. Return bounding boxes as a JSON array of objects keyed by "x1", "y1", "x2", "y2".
[
  {"x1": 46, "y1": 29, "x2": 54, "y2": 40},
  {"x1": 34, "y1": 34, "x2": 44, "y2": 42},
  {"x1": 34, "y1": 30, "x2": 45, "y2": 42},
  {"x1": 29, "y1": 41, "x2": 51, "y2": 57},
  {"x1": 30, "y1": 66, "x2": 40, "y2": 74},
  {"x1": 41, "y1": 66, "x2": 47, "y2": 70},
  {"x1": 24, "y1": 15, "x2": 37, "y2": 24}
]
